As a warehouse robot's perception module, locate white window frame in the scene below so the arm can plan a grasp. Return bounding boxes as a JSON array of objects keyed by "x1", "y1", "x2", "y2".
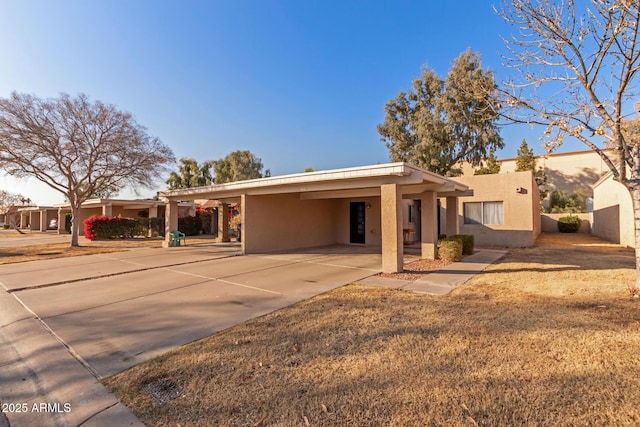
[{"x1": 463, "y1": 201, "x2": 504, "y2": 225}]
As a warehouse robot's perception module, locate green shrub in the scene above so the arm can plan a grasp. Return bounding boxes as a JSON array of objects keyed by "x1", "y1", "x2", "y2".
[
  {"x1": 65, "y1": 213, "x2": 72, "y2": 234},
  {"x1": 2, "y1": 224, "x2": 9, "y2": 229},
  {"x1": 200, "y1": 211, "x2": 214, "y2": 235},
  {"x1": 178, "y1": 216, "x2": 202, "y2": 236},
  {"x1": 557, "y1": 216, "x2": 581, "y2": 233},
  {"x1": 438, "y1": 238, "x2": 463, "y2": 262},
  {"x1": 83, "y1": 215, "x2": 140, "y2": 240},
  {"x1": 132, "y1": 217, "x2": 165, "y2": 237},
  {"x1": 451, "y1": 234, "x2": 474, "y2": 255},
  {"x1": 148, "y1": 217, "x2": 165, "y2": 237}
]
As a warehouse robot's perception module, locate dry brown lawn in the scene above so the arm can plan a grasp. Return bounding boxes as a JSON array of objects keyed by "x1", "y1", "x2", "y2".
[
  {"x1": 104, "y1": 233, "x2": 640, "y2": 426},
  {"x1": 0, "y1": 236, "x2": 219, "y2": 264}
]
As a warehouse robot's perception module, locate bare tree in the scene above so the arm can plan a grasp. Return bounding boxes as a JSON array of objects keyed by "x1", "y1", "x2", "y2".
[
  {"x1": 0, "y1": 190, "x2": 27, "y2": 231},
  {"x1": 496, "y1": 0, "x2": 640, "y2": 293},
  {"x1": 0, "y1": 93, "x2": 175, "y2": 246}
]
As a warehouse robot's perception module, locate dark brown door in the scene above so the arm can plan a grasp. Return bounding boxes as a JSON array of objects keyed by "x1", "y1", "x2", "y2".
[{"x1": 350, "y1": 202, "x2": 366, "y2": 244}]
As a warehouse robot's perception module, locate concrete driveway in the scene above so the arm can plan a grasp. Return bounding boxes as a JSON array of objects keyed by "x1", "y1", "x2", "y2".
[
  {"x1": 2, "y1": 244, "x2": 381, "y2": 379},
  {"x1": 0, "y1": 243, "x2": 381, "y2": 426}
]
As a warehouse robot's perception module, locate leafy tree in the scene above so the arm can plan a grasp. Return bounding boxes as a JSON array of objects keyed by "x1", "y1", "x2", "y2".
[
  {"x1": 213, "y1": 150, "x2": 268, "y2": 184},
  {"x1": 378, "y1": 49, "x2": 504, "y2": 176},
  {"x1": 549, "y1": 188, "x2": 588, "y2": 213},
  {"x1": 0, "y1": 92, "x2": 175, "y2": 246},
  {"x1": 474, "y1": 150, "x2": 501, "y2": 175},
  {"x1": 515, "y1": 139, "x2": 536, "y2": 172},
  {"x1": 496, "y1": 1, "x2": 640, "y2": 293},
  {"x1": 166, "y1": 158, "x2": 215, "y2": 189},
  {"x1": 514, "y1": 139, "x2": 548, "y2": 199},
  {"x1": 304, "y1": 167, "x2": 314, "y2": 173}
]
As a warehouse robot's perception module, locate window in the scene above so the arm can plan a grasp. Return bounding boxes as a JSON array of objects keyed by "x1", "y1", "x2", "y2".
[
  {"x1": 408, "y1": 205, "x2": 416, "y2": 223},
  {"x1": 463, "y1": 201, "x2": 503, "y2": 225}
]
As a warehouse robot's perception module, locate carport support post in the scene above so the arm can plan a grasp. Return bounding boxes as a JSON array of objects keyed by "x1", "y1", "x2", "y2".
[
  {"x1": 381, "y1": 184, "x2": 403, "y2": 273},
  {"x1": 30, "y1": 212, "x2": 38, "y2": 231},
  {"x1": 57, "y1": 208, "x2": 65, "y2": 234},
  {"x1": 421, "y1": 192, "x2": 438, "y2": 259},
  {"x1": 240, "y1": 195, "x2": 247, "y2": 254},
  {"x1": 446, "y1": 196, "x2": 459, "y2": 237},
  {"x1": 39, "y1": 209, "x2": 47, "y2": 232},
  {"x1": 218, "y1": 202, "x2": 230, "y2": 243},
  {"x1": 163, "y1": 200, "x2": 179, "y2": 248}
]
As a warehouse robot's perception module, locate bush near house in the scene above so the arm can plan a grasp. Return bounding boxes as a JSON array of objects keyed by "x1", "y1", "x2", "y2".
[
  {"x1": 557, "y1": 216, "x2": 581, "y2": 233},
  {"x1": 178, "y1": 216, "x2": 202, "y2": 236},
  {"x1": 199, "y1": 210, "x2": 214, "y2": 235},
  {"x1": 437, "y1": 238, "x2": 463, "y2": 262},
  {"x1": 450, "y1": 234, "x2": 475, "y2": 255},
  {"x1": 138, "y1": 217, "x2": 165, "y2": 237},
  {"x1": 84, "y1": 215, "x2": 139, "y2": 240},
  {"x1": 83, "y1": 215, "x2": 166, "y2": 240},
  {"x1": 65, "y1": 213, "x2": 72, "y2": 234}
]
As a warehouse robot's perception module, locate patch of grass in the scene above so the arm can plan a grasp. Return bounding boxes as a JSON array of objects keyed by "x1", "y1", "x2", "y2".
[
  {"x1": 0, "y1": 244, "x2": 131, "y2": 264},
  {"x1": 104, "y1": 234, "x2": 640, "y2": 426}
]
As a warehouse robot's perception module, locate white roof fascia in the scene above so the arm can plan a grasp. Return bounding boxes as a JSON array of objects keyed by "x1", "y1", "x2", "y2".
[{"x1": 160, "y1": 163, "x2": 466, "y2": 200}]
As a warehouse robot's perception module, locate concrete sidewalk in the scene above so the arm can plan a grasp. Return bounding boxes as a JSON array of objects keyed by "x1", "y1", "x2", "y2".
[
  {"x1": 357, "y1": 248, "x2": 507, "y2": 294},
  {"x1": 0, "y1": 288, "x2": 143, "y2": 427}
]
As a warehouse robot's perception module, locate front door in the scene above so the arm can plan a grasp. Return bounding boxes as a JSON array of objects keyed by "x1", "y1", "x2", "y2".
[{"x1": 350, "y1": 202, "x2": 366, "y2": 244}]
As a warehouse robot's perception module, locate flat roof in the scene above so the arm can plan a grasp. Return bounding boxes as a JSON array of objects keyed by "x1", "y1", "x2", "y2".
[
  {"x1": 53, "y1": 199, "x2": 196, "y2": 209},
  {"x1": 160, "y1": 162, "x2": 471, "y2": 202}
]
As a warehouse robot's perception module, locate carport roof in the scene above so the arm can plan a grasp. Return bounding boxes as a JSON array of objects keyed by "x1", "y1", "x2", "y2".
[
  {"x1": 160, "y1": 162, "x2": 472, "y2": 202},
  {"x1": 53, "y1": 198, "x2": 196, "y2": 210}
]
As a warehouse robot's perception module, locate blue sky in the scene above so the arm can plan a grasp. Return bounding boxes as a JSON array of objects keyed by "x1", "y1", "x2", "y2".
[{"x1": 0, "y1": 0, "x2": 585, "y2": 205}]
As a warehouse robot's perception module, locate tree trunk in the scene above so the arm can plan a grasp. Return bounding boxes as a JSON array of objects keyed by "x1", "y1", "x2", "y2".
[
  {"x1": 70, "y1": 205, "x2": 80, "y2": 247},
  {"x1": 632, "y1": 187, "x2": 640, "y2": 296}
]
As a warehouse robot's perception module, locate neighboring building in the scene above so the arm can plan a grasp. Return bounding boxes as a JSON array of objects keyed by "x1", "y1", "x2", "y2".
[
  {"x1": 460, "y1": 148, "x2": 638, "y2": 247},
  {"x1": 16, "y1": 206, "x2": 58, "y2": 231},
  {"x1": 19, "y1": 199, "x2": 196, "y2": 234},
  {"x1": 461, "y1": 148, "x2": 613, "y2": 203},
  {"x1": 592, "y1": 172, "x2": 634, "y2": 247}
]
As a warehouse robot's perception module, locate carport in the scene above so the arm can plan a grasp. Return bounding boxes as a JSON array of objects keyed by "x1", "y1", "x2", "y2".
[
  {"x1": 17, "y1": 206, "x2": 58, "y2": 231},
  {"x1": 160, "y1": 162, "x2": 471, "y2": 273}
]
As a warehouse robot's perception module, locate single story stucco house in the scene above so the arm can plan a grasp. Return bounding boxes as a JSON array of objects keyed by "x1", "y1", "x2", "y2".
[
  {"x1": 17, "y1": 199, "x2": 196, "y2": 234},
  {"x1": 159, "y1": 162, "x2": 542, "y2": 273}
]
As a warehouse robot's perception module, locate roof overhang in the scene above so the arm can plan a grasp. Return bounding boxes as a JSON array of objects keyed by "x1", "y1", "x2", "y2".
[
  {"x1": 53, "y1": 199, "x2": 195, "y2": 210},
  {"x1": 16, "y1": 206, "x2": 55, "y2": 212},
  {"x1": 159, "y1": 163, "x2": 471, "y2": 201}
]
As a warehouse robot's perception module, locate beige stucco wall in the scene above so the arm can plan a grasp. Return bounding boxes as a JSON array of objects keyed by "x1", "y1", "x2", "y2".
[
  {"x1": 460, "y1": 149, "x2": 612, "y2": 206},
  {"x1": 541, "y1": 213, "x2": 592, "y2": 234},
  {"x1": 242, "y1": 193, "x2": 340, "y2": 253},
  {"x1": 592, "y1": 174, "x2": 633, "y2": 247},
  {"x1": 335, "y1": 197, "x2": 382, "y2": 247},
  {"x1": 452, "y1": 171, "x2": 540, "y2": 247}
]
